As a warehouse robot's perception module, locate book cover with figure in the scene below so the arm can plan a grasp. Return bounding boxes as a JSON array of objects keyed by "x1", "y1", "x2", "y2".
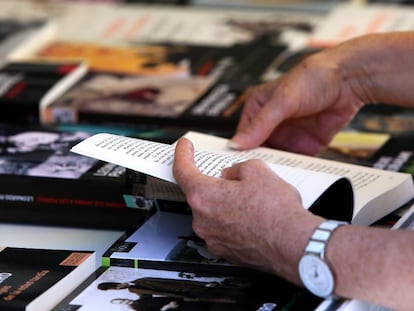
[
  {"x1": 0, "y1": 123, "x2": 165, "y2": 229},
  {"x1": 40, "y1": 42, "x2": 286, "y2": 132},
  {"x1": 55, "y1": 265, "x2": 322, "y2": 310}
]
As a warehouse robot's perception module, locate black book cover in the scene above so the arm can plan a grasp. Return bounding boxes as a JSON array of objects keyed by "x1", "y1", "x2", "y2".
[
  {"x1": 0, "y1": 246, "x2": 95, "y2": 311},
  {"x1": 349, "y1": 103, "x2": 414, "y2": 136},
  {"x1": 0, "y1": 61, "x2": 85, "y2": 125},
  {"x1": 41, "y1": 42, "x2": 286, "y2": 132},
  {"x1": 369, "y1": 134, "x2": 414, "y2": 175},
  {"x1": 0, "y1": 123, "x2": 154, "y2": 229}
]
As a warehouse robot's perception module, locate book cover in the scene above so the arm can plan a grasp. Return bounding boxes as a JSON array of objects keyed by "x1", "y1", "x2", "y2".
[
  {"x1": 22, "y1": 40, "x2": 190, "y2": 76},
  {"x1": 369, "y1": 134, "x2": 414, "y2": 175},
  {"x1": 319, "y1": 130, "x2": 390, "y2": 166},
  {"x1": 0, "y1": 61, "x2": 87, "y2": 125},
  {"x1": 0, "y1": 123, "x2": 160, "y2": 229},
  {"x1": 39, "y1": 40, "x2": 286, "y2": 131},
  {"x1": 0, "y1": 19, "x2": 46, "y2": 63},
  {"x1": 102, "y1": 211, "x2": 250, "y2": 275},
  {"x1": 0, "y1": 246, "x2": 95, "y2": 311},
  {"x1": 349, "y1": 103, "x2": 414, "y2": 136},
  {"x1": 41, "y1": 71, "x2": 219, "y2": 128},
  {"x1": 306, "y1": 3, "x2": 414, "y2": 48},
  {"x1": 51, "y1": 2, "x2": 315, "y2": 47},
  {"x1": 55, "y1": 265, "x2": 322, "y2": 310}
]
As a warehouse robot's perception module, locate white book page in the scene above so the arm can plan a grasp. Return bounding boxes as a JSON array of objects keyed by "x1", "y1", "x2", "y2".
[
  {"x1": 71, "y1": 133, "x2": 344, "y2": 210},
  {"x1": 183, "y1": 131, "x2": 414, "y2": 225}
]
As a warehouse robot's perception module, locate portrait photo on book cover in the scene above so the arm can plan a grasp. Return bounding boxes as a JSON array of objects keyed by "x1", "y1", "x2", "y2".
[
  {"x1": 90, "y1": 268, "x2": 274, "y2": 311},
  {"x1": 47, "y1": 73, "x2": 215, "y2": 121},
  {"x1": 0, "y1": 128, "x2": 97, "y2": 178}
]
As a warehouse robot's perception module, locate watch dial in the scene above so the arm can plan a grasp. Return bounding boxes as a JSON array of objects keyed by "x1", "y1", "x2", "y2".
[{"x1": 299, "y1": 255, "x2": 334, "y2": 298}]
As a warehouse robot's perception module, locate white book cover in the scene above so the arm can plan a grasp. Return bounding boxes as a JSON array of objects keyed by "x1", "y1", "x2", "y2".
[
  {"x1": 102, "y1": 211, "x2": 238, "y2": 273},
  {"x1": 307, "y1": 3, "x2": 414, "y2": 47}
]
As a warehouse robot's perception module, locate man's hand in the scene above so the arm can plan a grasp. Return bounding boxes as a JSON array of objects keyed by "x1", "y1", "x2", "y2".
[
  {"x1": 173, "y1": 137, "x2": 322, "y2": 283},
  {"x1": 229, "y1": 45, "x2": 365, "y2": 155}
]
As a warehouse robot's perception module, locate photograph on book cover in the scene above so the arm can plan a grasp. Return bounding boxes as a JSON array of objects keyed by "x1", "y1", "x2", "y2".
[
  {"x1": 42, "y1": 72, "x2": 215, "y2": 123},
  {"x1": 14, "y1": 41, "x2": 191, "y2": 76},
  {"x1": 0, "y1": 127, "x2": 95, "y2": 178},
  {"x1": 58, "y1": 265, "x2": 321, "y2": 311},
  {"x1": 103, "y1": 212, "x2": 240, "y2": 274}
]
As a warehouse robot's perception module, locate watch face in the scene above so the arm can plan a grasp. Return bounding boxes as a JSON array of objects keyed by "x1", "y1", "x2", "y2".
[{"x1": 298, "y1": 254, "x2": 334, "y2": 298}]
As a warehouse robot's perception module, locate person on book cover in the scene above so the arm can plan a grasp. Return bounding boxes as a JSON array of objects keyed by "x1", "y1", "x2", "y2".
[
  {"x1": 54, "y1": 74, "x2": 213, "y2": 118},
  {"x1": 0, "y1": 129, "x2": 96, "y2": 178},
  {"x1": 98, "y1": 276, "x2": 253, "y2": 310},
  {"x1": 172, "y1": 32, "x2": 414, "y2": 310}
]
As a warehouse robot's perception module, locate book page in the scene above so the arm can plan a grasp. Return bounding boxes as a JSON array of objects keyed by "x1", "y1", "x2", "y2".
[{"x1": 71, "y1": 132, "x2": 346, "y2": 211}]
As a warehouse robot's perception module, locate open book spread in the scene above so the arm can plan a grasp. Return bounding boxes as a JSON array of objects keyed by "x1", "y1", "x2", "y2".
[{"x1": 71, "y1": 131, "x2": 414, "y2": 225}]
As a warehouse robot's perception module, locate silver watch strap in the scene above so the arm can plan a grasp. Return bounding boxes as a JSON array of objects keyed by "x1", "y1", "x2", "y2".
[{"x1": 305, "y1": 220, "x2": 349, "y2": 260}]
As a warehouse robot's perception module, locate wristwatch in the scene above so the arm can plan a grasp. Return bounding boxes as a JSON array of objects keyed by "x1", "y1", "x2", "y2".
[{"x1": 298, "y1": 220, "x2": 348, "y2": 298}]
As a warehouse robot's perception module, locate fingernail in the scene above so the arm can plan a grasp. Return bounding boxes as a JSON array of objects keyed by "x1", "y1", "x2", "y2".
[{"x1": 227, "y1": 140, "x2": 240, "y2": 150}]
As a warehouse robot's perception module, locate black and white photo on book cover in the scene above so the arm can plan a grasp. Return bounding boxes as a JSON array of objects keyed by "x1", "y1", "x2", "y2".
[
  {"x1": 0, "y1": 125, "x2": 96, "y2": 178},
  {"x1": 57, "y1": 265, "x2": 322, "y2": 311}
]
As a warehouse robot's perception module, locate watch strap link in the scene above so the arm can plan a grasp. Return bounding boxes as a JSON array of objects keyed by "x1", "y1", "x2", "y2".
[{"x1": 305, "y1": 220, "x2": 348, "y2": 260}]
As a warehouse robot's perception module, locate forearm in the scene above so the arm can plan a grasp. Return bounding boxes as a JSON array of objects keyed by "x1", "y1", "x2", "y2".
[
  {"x1": 272, "y1": 213, "x2": 414, "y2": 310},
  {"x1": 324, "y1": 32, "x2": 414, "y2": 107},
  {"x1": 327, "y1": 225, "x2": 414, "y2": 310}
]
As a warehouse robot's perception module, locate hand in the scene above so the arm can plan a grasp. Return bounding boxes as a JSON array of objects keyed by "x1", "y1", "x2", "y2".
[
  {"x1": 230, "y1": 46, "x2": 365, "y2": 155},
  {"x1": 173, "y1": 137, "x2": 322, "y2": 283}
]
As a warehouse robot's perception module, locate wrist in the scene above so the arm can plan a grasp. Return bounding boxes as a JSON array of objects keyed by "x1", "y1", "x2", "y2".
[
  {"x1": 272, "y1": 213, "x2": 324, "y2": 285},
  {"x1": 298, "y1": 219, "x2": 349, "y2": 298}
]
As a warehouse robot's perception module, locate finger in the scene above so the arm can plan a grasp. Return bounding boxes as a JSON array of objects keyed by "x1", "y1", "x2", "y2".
[
  {"x1": 230, "y1": 80, "x2": 296, "y2": 150},
  {"x1": 230, "y1": 102, "x2": 288, "y2": 150},
  {"x1": 173, "y1": 138, "x2": 201, "y2": 190},
  {"x1": 234, "y1": 83, "x2": 275, "y2": 133}
]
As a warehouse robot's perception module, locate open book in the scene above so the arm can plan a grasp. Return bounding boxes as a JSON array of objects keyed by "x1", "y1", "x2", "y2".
[{"x1": 71, "y1": 131, "x2": 414, "y2": 226}]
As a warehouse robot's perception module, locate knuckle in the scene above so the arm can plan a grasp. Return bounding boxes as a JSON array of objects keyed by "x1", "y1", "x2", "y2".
[{"x1": 185, "y1": 191, "x2": 203, "y2": 210}]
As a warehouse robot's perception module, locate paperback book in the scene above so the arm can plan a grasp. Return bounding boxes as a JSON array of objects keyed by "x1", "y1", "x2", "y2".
[
  {"x1": 0, "y1": 246, "x2": 95, "y2": 311},
  {"x1": 71, "y1": 131, "x2": 414, "y2": 226},
  {"x1": 0, "y1": 123, "x2": 160, "y2": 229},
  {"x1": 39, "y1": 40, "x2": 286, "y2": 131},
  {"x1": 102, "y1": 211, "x2": 249, "y2": 275}
]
